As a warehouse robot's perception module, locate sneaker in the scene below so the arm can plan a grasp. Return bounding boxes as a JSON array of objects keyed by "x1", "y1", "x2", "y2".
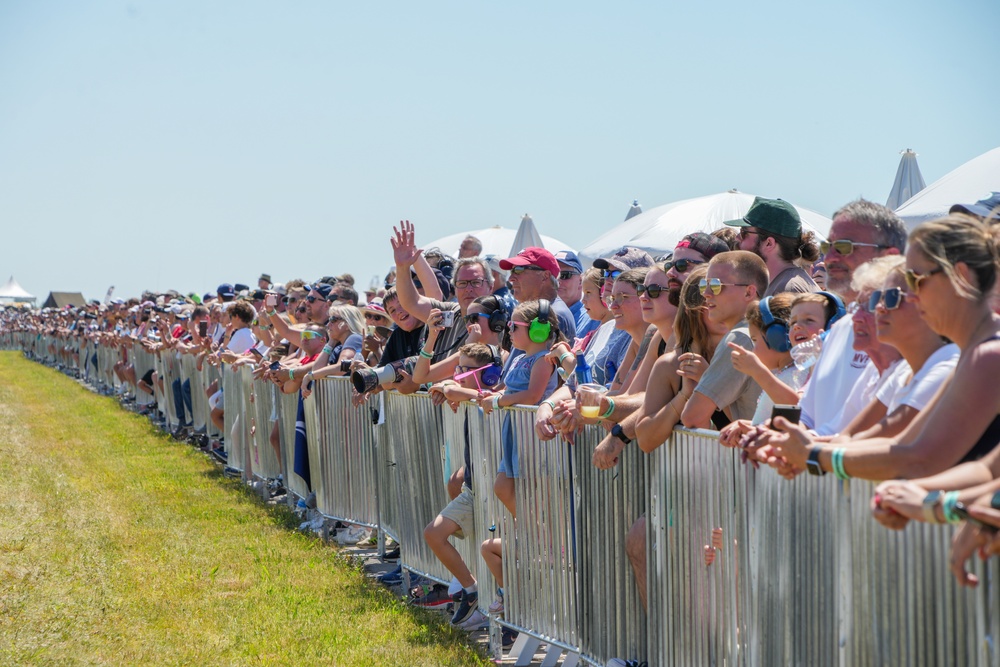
[
  {"x1": 606, "y1": 660, "x2": 648, "y2": 667},
  {"x1": 488, "y1": 589, "x2": 504, "y2": 616},
  {"x1": 450, "y1": 589, "x2": 479, "y2": 625},
  {"x1": 336, "y1": 525, "x2": 370, "y2": 545},
  {"x1": 457, "y1": 608, "x2": 487, "y2": 631},
  {"x1": 410, "y1": 585, "x2": 452, "y2": 609},
  {"x1": 501, "y1": 626, "x2": 518, "y2": 649},
  {"x1": 374, "y1": 565, "x2": 403, "y2": 585},
  {"x1": 382, "y1": 546, "x2": 400, "y2": 561}
]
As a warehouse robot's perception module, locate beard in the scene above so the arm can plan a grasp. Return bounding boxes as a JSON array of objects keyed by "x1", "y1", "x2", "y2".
[{"x1": 668, "y1": 284, "x2": 682, "y2": 307}]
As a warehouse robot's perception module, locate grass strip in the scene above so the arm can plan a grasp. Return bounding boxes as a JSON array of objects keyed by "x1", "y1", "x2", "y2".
[{"x1": 0, "y1": 352, "x2": 489, "y2": 667}]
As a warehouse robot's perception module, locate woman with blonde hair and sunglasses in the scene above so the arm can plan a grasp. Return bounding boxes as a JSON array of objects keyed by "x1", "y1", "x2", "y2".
[{"x1": 755, "y1": 214, "x2": 1000, "y2": 491}]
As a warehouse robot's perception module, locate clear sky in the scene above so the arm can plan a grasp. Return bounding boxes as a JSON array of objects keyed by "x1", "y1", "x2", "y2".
[{"x1": 2, "y1": 0, "x2": 998, "y2": 302}]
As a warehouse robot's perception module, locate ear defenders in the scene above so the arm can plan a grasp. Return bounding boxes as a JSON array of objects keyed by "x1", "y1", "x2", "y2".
[
  {"x1": 481, "y1": 344, "x2": 503, "y2": 387},
  {"x1": 817, "y1": 291, "x2": 847, "y2": 328},
  {"x1": 759, "y1": 296, "x2": 791, "y2": 352},
  {"x1": 482, "y1": 296, "x2": 507, "y2": 334},
  {"x1": 528, "y1": 299, "x2": 552, "y2": 343}
]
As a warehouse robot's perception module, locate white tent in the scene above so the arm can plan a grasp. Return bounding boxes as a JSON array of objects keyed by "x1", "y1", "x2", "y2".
[
  {"x1": 578, "y1": 190, "x2": 831, "y2": 265},
  {"x1": 423, "y1": 222, "x2": 575, "y2": 260},
  {"x1": 0, "y1": 275, "x2": 35, "y2": 305},
  {"x1": 886, "y1": 149, "x2": 926, "y2": 210},
  {"x1": 895, "y1": 146, "x2": 1000, "y2": 229}
]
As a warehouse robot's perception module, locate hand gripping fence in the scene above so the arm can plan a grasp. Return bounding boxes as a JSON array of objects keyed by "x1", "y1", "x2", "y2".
[{"x1": 6, "y1": 337, "x2": 1000, "y2": 666}]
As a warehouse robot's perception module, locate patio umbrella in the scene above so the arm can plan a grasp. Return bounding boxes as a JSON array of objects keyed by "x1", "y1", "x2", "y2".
[
  {"x1": 886, "y1": 149, "x2": 926, "y2": 210},
  {"x1": 577, "y1": 189, "x2": 831, "y2": 266},
  {"x1": 895, "y1": 146, "x2": 1000, "y2": 230},
  {"x1": 509, "y1": 214, "x2": 544, "y2": 257}
]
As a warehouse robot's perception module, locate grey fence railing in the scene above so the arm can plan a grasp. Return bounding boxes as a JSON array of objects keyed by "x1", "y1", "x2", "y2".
[{"x1": 4, "y1": 332, "x2": 1000, "y2": 666}]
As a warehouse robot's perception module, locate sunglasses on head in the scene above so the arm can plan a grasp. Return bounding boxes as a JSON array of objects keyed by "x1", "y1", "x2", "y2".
[
  {"x1": 869, "y1": 287, "x2": 908, "y2": 312},
  {"x1": 510, "y1": 265, "x2": 547, "y2": 275},
  {"x1": 664, "y1": 258, "x2": 703, "y2": 273},
  {"x1": 635, "y1": 284, "x2": 668, "y2": 299},
  {"x1": 820, "y1": 239, "x2": 888, "y2": 256},
  {"x1": 904, "y1": 266, "x2": 943, "y2": 292},
  {"x1": 698, "y1": 278, "x2": 750, "y2": 296},
  {"x1": 558, "y1": 270, "x2": 580, "y2": 281}
]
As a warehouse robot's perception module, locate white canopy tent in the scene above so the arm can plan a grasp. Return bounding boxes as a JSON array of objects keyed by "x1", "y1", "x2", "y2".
[
  {"x1": 578, "y1": 190, "x2": 831, "y2": 265},
  {"x1": 0, "y1": 275, "x2": 35, "y2": 306},
  {"x1": 886, "y1": 149, "x2": 926, "y2": 210},
  {"x1": 895, "y1": 146, "x2": 1000, "y2": 229},
  {"x1": 423, "y1": 220, "x2": 575, "y2": 260}
]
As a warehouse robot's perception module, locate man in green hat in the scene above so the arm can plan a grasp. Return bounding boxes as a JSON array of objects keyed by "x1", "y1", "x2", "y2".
[{"x1": 726, "y1": 197, "x2": 820, "y2": 296}]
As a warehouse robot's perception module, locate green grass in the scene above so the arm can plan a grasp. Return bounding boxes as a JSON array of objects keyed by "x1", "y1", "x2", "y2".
[{"x1": 0, "y1": 353, "x2": 489, "y2": 667}]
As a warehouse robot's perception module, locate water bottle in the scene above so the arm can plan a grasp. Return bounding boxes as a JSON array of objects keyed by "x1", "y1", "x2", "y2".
[
  {"x1": 574, "y1": 353, "x2": 592, "y2": 385},
  {"x1": 790, "y1": 335, "x2": 824, "y2": 371}
]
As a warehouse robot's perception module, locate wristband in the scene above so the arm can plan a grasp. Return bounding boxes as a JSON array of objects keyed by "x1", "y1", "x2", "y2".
[
  {"x1": 288, "y1": 368, "x2": 295, "y2": 380},
  {"x1": 322, "y1": 345, "x2": 334, "y2": 356},
  {"x1": 942, "y1": 491, "x2": 962, "y2": 524},
  {"x1": 992, "y1": 491, "x2": 1000, "y2": 511},
  {"x1": 558, "y1": 352, "x2": 572, "y2": 364},
  {"x1": 831, "y1": 448, "x2": 850, "y2": 480},
  {"x1": 598, "y1": 397, "x2": 615, "y2": 420},
  {"x1": 492, "y1": 394, "x2": 500, "y2": 409},
  {"x1": 542, "y1": 400, "x2": 557, "y2": 410},
  {"x1": 268, "y1": 310, "x2": 278, "y2": 317},
  {"x1": 805, "y1": 447, "x2": 826, "y2": 476},
  {"x1": 922, "y1": 490, "x2": 943, "y2": 524},
  {"x1": 419, "y1": 348, "x2": 434, "y2": 359}
]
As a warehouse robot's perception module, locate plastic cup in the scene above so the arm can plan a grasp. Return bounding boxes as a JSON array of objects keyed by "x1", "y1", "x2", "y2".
[{"x1": 576, "y1": 383, "x2": 608, "y2": 418}]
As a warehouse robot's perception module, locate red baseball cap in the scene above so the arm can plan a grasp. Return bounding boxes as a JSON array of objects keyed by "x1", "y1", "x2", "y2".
[{"x1": 498, "y1": 247, "x2": 560, "y2": 278}]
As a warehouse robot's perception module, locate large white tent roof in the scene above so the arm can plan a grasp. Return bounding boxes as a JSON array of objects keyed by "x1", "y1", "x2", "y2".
[
  {"x1": 578, "y1": 190, "x2": 831, "y2": 265},
  {"x1": 423, "y1": 223, "x2": 575, "y2": 260},
  {"x1": 895, "y1": 147, "x2": 1000, "y2": 229},
  {"x1": 0, "y1": 275, "x2": 34, "y2": 300}
]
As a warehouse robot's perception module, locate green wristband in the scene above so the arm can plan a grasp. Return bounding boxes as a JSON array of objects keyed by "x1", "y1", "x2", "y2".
[
  {"x1": 419, "y1": 348, "x2": 434, "y2": 359},
  {"x1": 598, "y1": 397, "x2": 615, "y2": 420},
  {"x1": 288, "y1": 368, "x2": 294, "y2": 381},
  {"x1": 832, "y1": 448, "x2": 850, "y2": 480},
  {"x1": 942, "y1": 491, "x2": 962, "y2": 524}
]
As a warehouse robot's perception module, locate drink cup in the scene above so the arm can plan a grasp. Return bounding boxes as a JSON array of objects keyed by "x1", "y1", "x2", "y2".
[{"x1": 576, "y1": 383, "x2": 608, "y2": 419}]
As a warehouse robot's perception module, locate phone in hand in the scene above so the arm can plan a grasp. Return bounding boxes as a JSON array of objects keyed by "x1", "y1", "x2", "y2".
[
  {"x1": 265, "y1": 294, "x2": 277, "y2": 309},
  {"x1": 248, "y1": 348, "x2": 263, "y2": 359},
  {"x1": 440, "y1": 310, "x2": 455, "y2": 327},
  {"x1": 198, "y1": 321, "x2": 209, "y2": 338},
  {"x1": 769, "y1": 404, "x2": 801, "y2": 429},
  {"x1": 269, "y1": 361, "x2": 282, "y2": 372}
]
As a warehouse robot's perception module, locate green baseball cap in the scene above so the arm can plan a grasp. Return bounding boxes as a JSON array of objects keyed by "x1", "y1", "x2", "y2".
[{"x1": 725, "y1": 197, "x2": 801, "y2": 238}]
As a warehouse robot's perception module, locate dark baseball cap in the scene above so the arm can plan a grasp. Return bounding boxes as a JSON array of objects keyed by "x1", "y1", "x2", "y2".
[
  {"x1": 675, "y1": 232, "x2": 730, "y2": 260},
  {"x1": 950, "y1": 192, "x2": 1000, "y2": 220},
  {"x1": 593, "y1": 246, "x2": 655, "y2": 273},
  {"x1": 725, "y1": 197, "x2": 802, "y2": 238},
  {"x1": 217, "y1": 283, "x2": 235, "y2": 299},
  {"x1": 554, "y1": 250, "x2": 584, "y2": 274}
]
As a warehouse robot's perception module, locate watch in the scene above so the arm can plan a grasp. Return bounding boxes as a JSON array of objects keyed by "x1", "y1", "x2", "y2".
[
  {"x1": 611, "y1": 423, "x2": 632, "y2": 446},
  {"x1": 922, "y1": 490, "x2": 943, "y2": 524},
  {"x1": 805, "y1": 447, "x2": 826, "y2": 476}
]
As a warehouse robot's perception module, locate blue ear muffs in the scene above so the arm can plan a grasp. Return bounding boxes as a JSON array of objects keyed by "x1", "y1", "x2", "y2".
[
  {"x1": 528, "y1": 299, "x2": 552, "y2": 344},
  {"x1": 481, "y1": 344, "x2": 503, "y2": 387},
  {"x1": 817, "y1": 291, "x2": 847, "y2": 328},
  {"x1": 759, "y1": 296, "x2": 791, "y2": 352}
]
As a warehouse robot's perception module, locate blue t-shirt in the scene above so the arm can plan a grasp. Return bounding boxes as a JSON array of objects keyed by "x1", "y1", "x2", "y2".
[
  {"x1": 570, "y1": 300, "x2": 599, "y2": 339},
  {"x1": 594, "y1": 328, "x2": 631, "y2": 387},
  {"x1": 501, "y1": 348, "x2": 559, "y2": 399}
]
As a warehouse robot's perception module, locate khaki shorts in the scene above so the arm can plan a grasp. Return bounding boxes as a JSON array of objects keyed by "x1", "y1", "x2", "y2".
[{"x1": 439, "y1": 485, "x2": 475, "y2": 539}]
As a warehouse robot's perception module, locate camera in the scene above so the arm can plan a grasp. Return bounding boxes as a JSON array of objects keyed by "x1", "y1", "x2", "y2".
[
  {"x1": 340, "y1": 359, "x2": 353, "y2": 373},
  {"x1": 351, "y1": 358, "x2": 414, "y2": 393},
  {"x1": 439, "y1": 310, "x2": 455, "y2": 327}
]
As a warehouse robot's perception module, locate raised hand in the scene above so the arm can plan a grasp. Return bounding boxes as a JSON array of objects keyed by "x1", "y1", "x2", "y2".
[{"x1": 390, "y1": 219, "x2": 422, "y2": 268}]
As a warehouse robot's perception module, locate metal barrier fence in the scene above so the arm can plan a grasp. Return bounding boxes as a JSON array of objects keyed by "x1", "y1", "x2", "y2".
[{"x1": 4, "y1": 337, "x2": 1000, "y2": 666}]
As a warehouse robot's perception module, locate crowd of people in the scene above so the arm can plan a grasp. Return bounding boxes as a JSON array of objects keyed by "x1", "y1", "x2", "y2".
[{"x1": 4, "y1": 193, "x2": 1000, "y2": 663}]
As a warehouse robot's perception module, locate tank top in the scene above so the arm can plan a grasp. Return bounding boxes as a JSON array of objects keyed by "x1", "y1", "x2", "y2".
[{"x1": 960, "y1": 334, "x2": 1000, "y2": 463}]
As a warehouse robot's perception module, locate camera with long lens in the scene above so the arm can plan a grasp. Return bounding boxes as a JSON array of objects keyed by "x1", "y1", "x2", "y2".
[{"x1": 351, "y1": 358, "x2": 413, "y2": 393}]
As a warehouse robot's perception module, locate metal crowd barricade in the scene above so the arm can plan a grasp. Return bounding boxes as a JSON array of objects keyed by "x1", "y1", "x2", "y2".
[
  {"x1": 245, "y1": 368, "x2": 282, "y2": 483},
  {"x1": 131, "y1": 342, "x2": 156, "y2": 407},
  {"x1": 309, "y1": 377, "x2": 380, "y2": 528},
  {"x1": 222, "y1": 364, "x2": 247, "y2": 473},
  {"x1": 182, "y1": 355, "x2": 207, "y2": 432},
  {"x1": 276, "y1": 389, "x2": 308, "y2": 501}
]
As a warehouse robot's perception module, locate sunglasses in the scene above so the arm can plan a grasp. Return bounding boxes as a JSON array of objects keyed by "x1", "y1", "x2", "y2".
[
  {"x1": 664, "y1": 258, "x2": 704, "y2": 273},
  {"x1": 510, "y1": 320, "x2": 531, "y2": 331},
  {"x1": 738, "y1": 228, "x2": 768, "y2": 241},
  {"x1": 454, "y1": 363, "x2": 491, "y2": 378},
  {"x1": 326, "y1": 316, "x2": 344, "y2": 325},
  {"x1": 464, "y1": 313, "x2": 489, "y2": 325},
  {"x1": 510, "y1": 265, "x2": 547, "y2": 275},
  {"x1": 869, "y1": 287, "x2": 908, "y2": 312},
  {"x1": 602, "y1": 269, "x2": 623, "y2": 280},
  {"x1": 698, "y1": 278, "x2": 750, "y2": 296},
  {"x1": 300, "y1": 330, "x2": 324, "y2": 341},
  {"x1": 605, "y1": 292, "x2": 638, "y2": 305},
  {"x1": 820, "y1": 240, "x2": 888, "y2": 256},
  {"x1": 635, "y1": 284, "x2": 668, "y2": 299},
  {"x1": 558, "y1": 270, "x2": 580, "y2": 281},
  {"x1": 364, "y1": 312, "x2": 384, "y2": 320},
  {"x1": 454, "y1": 278, "x2": 487, "y2": 290},
  {"x1": 306, "y1": 295, "x2": 326, "y2": 303},
  {"x1": 904, "y1": 266, "x2": 944, "y2": 293}
]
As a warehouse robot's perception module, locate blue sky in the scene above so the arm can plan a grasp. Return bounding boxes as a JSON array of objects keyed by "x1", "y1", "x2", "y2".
[{"x1": 2, "y1": 0, "x2": 998, "y2": 302}]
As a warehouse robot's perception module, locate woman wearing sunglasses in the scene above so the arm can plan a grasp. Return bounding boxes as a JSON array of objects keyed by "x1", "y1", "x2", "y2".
[
  {"x1": 299, "y1": 306, "x2": 367, "y2": 398},
  {"x1": 758, "y1": 214, "x2": 1000, "y2": 487}
]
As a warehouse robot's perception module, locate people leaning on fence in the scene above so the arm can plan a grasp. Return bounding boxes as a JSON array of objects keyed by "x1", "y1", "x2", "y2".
[{"x1": 756, "y1": 213, "x2": 1000, "y2": 483}]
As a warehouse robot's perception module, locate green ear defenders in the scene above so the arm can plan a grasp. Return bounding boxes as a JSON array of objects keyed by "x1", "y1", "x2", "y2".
[{"x1": 528, "y1": 299, "x2": 552, "y2": 343}]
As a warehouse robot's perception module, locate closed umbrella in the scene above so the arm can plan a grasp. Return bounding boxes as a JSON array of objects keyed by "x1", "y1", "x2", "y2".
[{"x1": 886, "y1": 149, "x2": 926, "y2": 210}]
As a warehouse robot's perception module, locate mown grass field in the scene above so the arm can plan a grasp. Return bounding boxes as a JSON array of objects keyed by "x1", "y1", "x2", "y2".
[{"x1": 0, "y1": 352, "x2": 489, "y2": 667}]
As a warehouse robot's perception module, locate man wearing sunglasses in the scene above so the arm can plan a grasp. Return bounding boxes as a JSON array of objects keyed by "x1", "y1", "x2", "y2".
[
  {"x1": 665, "y1": 233, "x2": 729, "y2": 306},
  {"x1": 795, "y1": 199, "x2": 908, "y2": 429},
  {"x1": 725, "y1": 196, "x2": 820, "y2": 297},
  {"x1": 499, "y1": 246, "x2": 578, "y2": 341},
  {"x1": 555, "y1": 250, "x2": 598, "y2": 338}
]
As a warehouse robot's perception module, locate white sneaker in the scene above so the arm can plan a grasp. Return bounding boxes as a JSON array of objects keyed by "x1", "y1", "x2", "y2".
[{"x1": 458, "y1": 608, "x2": 488, "y2": 631}]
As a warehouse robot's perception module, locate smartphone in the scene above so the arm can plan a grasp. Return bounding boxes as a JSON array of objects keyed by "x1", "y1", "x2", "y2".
[
  {"x1": 198, "y1": 321, "x2": 208, "y2": 338},
  {"x1": 265, "y1": 294, "x2": 277, "y2": 309},
  {"x1": 952, "y1": 502, "x2": 999, "y2": 534},
  {"x1": 375, "y1": 326, "x2": 393, "y2": 339},
  {"x1": 769, "y1": 404, "x2": 801, "y2": 427},
  {"x1": 440, "y1": 310, "x2": 455, "y2": 327},
  {"x1": 248, "y1": 348, "x2": 263, "y2": 359},
  {"x1": 269, "y1": 361, "x2": 282, "y2": 371}
]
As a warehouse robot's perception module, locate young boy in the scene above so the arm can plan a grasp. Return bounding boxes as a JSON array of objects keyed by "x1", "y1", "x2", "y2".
[
  {"x1": 680, "y1": 250, "x2": 769, "y2": 428},
  {"x1": 422, "y1": 342, "x2": 500, "y2": 631}
]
